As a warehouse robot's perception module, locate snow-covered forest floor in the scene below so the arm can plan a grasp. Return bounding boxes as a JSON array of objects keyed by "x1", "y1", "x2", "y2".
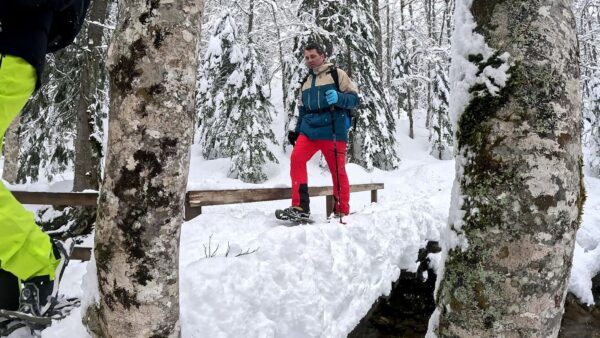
[{"x1": 3, "y1": 111, "x2": 600, "y2": 337}]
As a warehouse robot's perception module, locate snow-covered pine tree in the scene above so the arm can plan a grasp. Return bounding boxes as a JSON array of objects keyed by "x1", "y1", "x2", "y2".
[
  {"x1": 342, "y1": 0, "x2": 399, "y2": 170},
  {"x1": 225, "y1": 41, "x2": 279, "y2": 183},
  {"x1": 197, "y1": 12, "x2": 238, "y2": 159},
  {"x1": 577, "y1": 1, "x2": 600, "y2": 177},
  {"x1": 16, "y1": 52, "x2": 77, "y2": 183},
  {"x1": 197, "y1": 9, "x2": 278, "y2": 183},
  {"x1": 428, "y1": 59, "x2": 452, "y2": 160},
  {"x1": 390, "y1": 43, "x2": 412, "y2": 124},
  {"x1": 584, "y1": 68, "x2": 600, "y2": 176}
]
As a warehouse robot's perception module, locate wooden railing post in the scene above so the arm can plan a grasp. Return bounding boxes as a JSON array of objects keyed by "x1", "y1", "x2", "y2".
[
  {"x1": 371, "y1": 189, "x2": 378, "y2": 204},
  {"x1": 185, "y1": 206, "x2": 202, "y2": 221},
  {"x1": 326, "y1": 195, "x2": 334, "y2": 216}
]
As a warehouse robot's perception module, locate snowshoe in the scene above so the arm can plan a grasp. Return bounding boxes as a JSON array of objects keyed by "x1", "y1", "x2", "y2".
[
  {"x1": 19, "y1": 239, "x2": 74, "y2": 317},
  {"x1": 275, "y1": 206, "x2": 314, "y2": 224},
  {"x1": 0, "y1": 296, "x2": 80, "y2": 336}
]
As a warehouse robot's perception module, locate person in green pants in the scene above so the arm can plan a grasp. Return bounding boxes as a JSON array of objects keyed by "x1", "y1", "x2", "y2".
[{"x1": 0, "y1": 0, "x2": 89, "y2": 316}]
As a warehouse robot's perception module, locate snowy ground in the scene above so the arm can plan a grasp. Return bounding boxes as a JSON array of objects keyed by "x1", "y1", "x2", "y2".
[{"x1": 2, "y1": 118, "x2": 600, "y2": 337}]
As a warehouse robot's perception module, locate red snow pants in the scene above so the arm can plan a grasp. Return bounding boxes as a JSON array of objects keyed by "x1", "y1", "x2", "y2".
[{"x1": 290, "y1": 134, "x2": 350, "y2": 214}]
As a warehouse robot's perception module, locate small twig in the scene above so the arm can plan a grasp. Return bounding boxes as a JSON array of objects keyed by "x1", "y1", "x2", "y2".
[
  {"x1": 203, "y1": 235, "x2": 258, "y2": 258},
  {"x1": 236, "y1": 247, "x2": 260, "y2": 257},
  {"x1": 203, "y1": 234, "x2": 220, "y2": 258},
  {"x1": 225, "y1": 242, "x2": 231, "y2": 257}
]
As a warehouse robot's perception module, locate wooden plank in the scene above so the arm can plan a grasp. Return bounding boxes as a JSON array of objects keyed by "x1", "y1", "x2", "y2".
[
  {"x1": 11, "y1": 191, "x2": 99, "y2": 206},
  {"x1": 11, "y1": 183, "x2": 384, "y2": 209},
  {"x1": 187, "y1": 183, "x2": 384, "y2": 207}
]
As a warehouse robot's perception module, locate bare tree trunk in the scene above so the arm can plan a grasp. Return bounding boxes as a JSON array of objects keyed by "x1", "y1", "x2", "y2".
[
  {"x1": 404, "y1": 0, "x2": 415, "y2": 139},
  {"x1": 247, "y1": 0, "x2": 254, "y2": 35},
  {"x1": 267, "y1": 2, "x2": 287, "y2": 117},
  {"x1": 73, "y1": 0, "x2": 111, "y2": 192},
  {"x1": 86, "y1": 0, "x2": 204, "y2": 336},
  {"x1": 425, "y1": 0, "x2": 434, "y2": 129},
  {"x1": 385, "y1": 0, "x2": 392, "y2": 87},
  {"x1": 435, "y1": 0, "x2": 584, "y2": 337},
  {"x1": 2, "y1": 116, "x2": 21, "y2": 183},
  {"x1": 373, "y1": 0, "x2": 383, "y2": 73},
  {"x1": 407, "y1": 84, "x2": 414, "y2": 139}
]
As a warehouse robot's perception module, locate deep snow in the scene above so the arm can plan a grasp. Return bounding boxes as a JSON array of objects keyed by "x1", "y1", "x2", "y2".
[
  {"x1": 3, "y1": 114, "x2": 599, "y2": 337},
  {"x1": 1, "y1": 85, "x2": 599, "y2": 338}
]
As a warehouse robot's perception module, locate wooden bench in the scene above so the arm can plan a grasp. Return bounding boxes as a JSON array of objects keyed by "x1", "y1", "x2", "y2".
[
  {"x1": 11, "y1": 183, "x2": 384, "y2": 261},
  {"x1": 185, "y1": 183, "x2": 384, "y2": 219}
]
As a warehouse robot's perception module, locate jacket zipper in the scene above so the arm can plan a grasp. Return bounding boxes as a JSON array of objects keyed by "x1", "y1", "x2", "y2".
[
  {"x1": 317, "y1": 86, "x2": 321, "y2": 110},
  {"x1": 307, "y1": 85, "x2": 311, "y2": 111},
  {"x1": 0, "y1": 54, "x2": 3, "y2": 69}
]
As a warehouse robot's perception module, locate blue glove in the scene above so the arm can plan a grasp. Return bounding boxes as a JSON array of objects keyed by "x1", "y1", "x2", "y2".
[{"x1": 325, "y1": 90, "x2": 339, "y2": 105}]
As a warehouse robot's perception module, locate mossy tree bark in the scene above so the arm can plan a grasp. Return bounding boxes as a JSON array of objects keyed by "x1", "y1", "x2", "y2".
[
  {"x1": 87, "y1": 0, "x2": 204, "y2": 336},
  {"x1": 436, "y1": 0, "x2": 584, "y2": 337}
]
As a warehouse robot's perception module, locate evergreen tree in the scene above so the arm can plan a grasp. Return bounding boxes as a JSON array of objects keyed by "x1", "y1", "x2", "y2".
[
  {"x1": 342, "y1": 0, "x2": 399, "y2": 170},
  {"x1": 390, "y1": 44, "x2": 412, "y2": 121},
  {"x1": 16, "y1": 52, "x2": 77, "y2": 183},
  {"x1": 576, "y1": 1, "x2": 600, "y2": 177},
  {"x1": 225, "y1": 42, "x2": 279, "y2": 183},
  {"x1": 428, "y1": 60, "x2": 453, "y2": 160},
  {"x1": 585, "y1": 70, "x2": 600, "y2": 176},
  {"x1": 197, "y1": 12, "x2": 238, "y2": 159},
  {"x1": 197, "y1": 11, "x2": 278, "y2": 183}
]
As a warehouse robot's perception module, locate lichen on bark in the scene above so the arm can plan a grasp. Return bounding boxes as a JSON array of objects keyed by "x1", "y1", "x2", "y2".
[
  {"x1": 435, "y1": 0, "x2": 584, "y2": 337},
  {"x1": 86, "y1": 0, "x2": 205, "y2": 337}
]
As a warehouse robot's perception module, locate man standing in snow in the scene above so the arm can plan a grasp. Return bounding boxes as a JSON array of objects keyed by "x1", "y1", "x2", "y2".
[
  {"x1": 0, "y1": 0, "x2": 89, "y2": 317},
  {"x1": 278, "y1": 42, "x2": 359, "y2": 222}
]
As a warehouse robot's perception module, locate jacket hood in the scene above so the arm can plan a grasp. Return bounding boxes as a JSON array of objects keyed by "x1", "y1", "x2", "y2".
[{"x1": 310, "y1": 62, "x2": 334, "y2": 76}]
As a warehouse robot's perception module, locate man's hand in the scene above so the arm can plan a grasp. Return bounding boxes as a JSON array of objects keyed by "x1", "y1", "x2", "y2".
[
  {"x1": 325, "y1": 90, "x2": 339, "y2": 105},
  {"x1": 287, "y1": 131, "x2": 300, "y2": 146}
]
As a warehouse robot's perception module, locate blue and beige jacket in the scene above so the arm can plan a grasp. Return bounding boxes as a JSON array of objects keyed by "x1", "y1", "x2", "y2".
[{"x1": 295, "y1": 63, "x2": 359, "y2": 142}]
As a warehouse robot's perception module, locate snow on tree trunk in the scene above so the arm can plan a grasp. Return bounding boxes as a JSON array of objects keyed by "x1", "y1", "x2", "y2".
[
  {"x1": 433, "y1": 0, "x2": 584, "y2": 336},
  {"x1": 73, "y1": 0, "x2": 111, "y2": 192},
  {"x1": 86, "y1": 0, "x2": 203, "y2": 336},
  {"x1": 2, "y1": 116, "x2": 21, "y2": 183}
]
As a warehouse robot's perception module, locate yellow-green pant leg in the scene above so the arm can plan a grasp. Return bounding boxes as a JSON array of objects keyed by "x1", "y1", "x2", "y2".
[{"x1": 0, "y1": 55, "x2": 59, "y2": 281}]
